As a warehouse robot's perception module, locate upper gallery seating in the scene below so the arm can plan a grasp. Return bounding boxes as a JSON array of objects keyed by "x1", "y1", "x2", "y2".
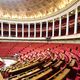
[{"x1": 0, "y1": 42, "x2": 80, "y2": 80}]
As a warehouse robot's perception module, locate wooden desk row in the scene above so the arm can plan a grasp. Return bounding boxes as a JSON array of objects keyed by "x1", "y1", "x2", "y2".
[
  {"x1": 52, "y1": 59, "x2": 76, "y2": 80},
  {"x1": 7, "y1": 58, "x2": 76, "y2": 80},
  {"x1": 9, "y1": 61, "x2": 45, "y2": 76},
  {"x1": 9, "y1": 59, "x2": 57, "y2": 80},
  {"x1": 20, "y1": 60, "x2": 64, "y2": 80}
]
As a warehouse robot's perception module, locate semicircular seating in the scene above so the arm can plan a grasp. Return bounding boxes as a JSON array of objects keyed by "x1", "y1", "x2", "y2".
[{"x1": 0, "y1": 43, "x2": 80, "y2": 80}]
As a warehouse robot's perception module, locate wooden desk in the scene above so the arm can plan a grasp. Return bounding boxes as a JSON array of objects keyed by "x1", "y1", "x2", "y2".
[
  {"x1": 0, "y1": 72, "x2": 4, "y2": 80},
  {"x1": 11, "y1": 68, "x2": 40, "y2": 80},
  {"x1": 30, "y1": 68, "x2": 53, "y2": 80},
  {"x1": 44, "y1": 62, "x2": 52, "y2": 67},
  {"x1": 53, "y1": 59, "x2": 76, "y2": 80},
  {"x1": 52, "y1": 60, "x2": 60, "y2": 67},
  {"x1": 54, "y1": 68, "x2": 70, "y2": 80},
  {"x1": 9, "y1": 61, "x2": 39, "y2": 73},
  {"x1": 46, "y1": 69, "x2": 62, "y2": 80},
  {"x1": 46, "y1": 61, "x2": 66, "y2": 80},
  {"x1": 69, "y1": 59, "x2": 76, "y2": 67},
  {"x1": 54, "y1": 61, "x2": 63, "y2": 68}
]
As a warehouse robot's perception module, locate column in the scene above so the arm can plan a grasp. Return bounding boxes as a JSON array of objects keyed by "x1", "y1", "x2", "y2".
[
  {"x1": 9, "y1": 23, "x2": 11, "y2": 37},
  {"x1": 46, "y1": 21, "x2": 48, "y2": 37},
  {"x1": 22, "y1": 23, "x2": 24, "y2": 37},
  {"x1": 74, "y1": 7, "x2": 78, "y2": 34},
  {"x1": 66, "y1": 13, "x2": 69, "y2": 35},
  {"x1": 1, "y1": 22, "x2": 3, "y2": 37},
  {"x1": 52, "y1": 19, "x2": 55, "y2": 37},
  {"x1": 40, "y1": 22, "x2": 42, "y2": 37},
  {"x1": 28, "y1": 23, "x2": 30, "y2": 38},
  {"x1": 59, "y1": 16, "x2": 61, "y2": 36},
  {"x1": 16, "y1": 23, "x2": 18, "y2": 37},
  {"x1": 34, "y1": 23, "x2": 36, "y2": 37}
]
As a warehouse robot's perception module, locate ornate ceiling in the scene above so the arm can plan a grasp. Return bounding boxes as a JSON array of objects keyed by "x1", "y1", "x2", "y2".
[{"x1": 0, "y1": 0, "x2": 75, "y2": 20}]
